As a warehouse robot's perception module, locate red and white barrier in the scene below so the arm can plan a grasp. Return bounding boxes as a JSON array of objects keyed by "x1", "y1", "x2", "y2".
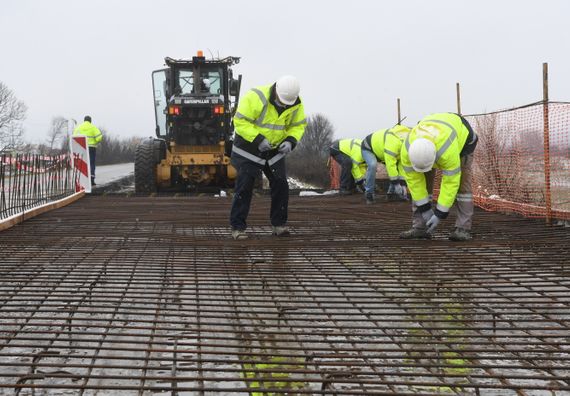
[{"x1": 71, "y1": 136, "x2": 92, "y2": 193}]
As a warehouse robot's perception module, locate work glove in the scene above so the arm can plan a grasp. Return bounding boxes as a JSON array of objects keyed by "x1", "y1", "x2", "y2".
[
  {"x1": 426, "y1": 214, "x2": 441, "y2": 233},
  {"x1": 394, "y1": 184, "x2": 403, "y2": 197},
  {"x1": 258, "y1": 138, "x2": 272, "y2": 152},
  {"x1": 386, "y1": 181, "x2": 398, "y2": 200},
  {"x1": 420, "y1": 208, "x2": 434, "y2": 224},
  {"x1": 394, "y1": 184, "x2": 408, "y2": 201},
  {"x1": 278, "y1": 141, "x2": 292, "y2": 154},
  {"x1": 355, "y1": 179, "x2": 365, "y2": 193}
]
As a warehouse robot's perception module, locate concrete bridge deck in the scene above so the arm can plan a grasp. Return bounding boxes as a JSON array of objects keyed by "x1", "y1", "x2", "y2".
[{"x1": 1, "y1": 194, "x2": 569, "y2": 395}]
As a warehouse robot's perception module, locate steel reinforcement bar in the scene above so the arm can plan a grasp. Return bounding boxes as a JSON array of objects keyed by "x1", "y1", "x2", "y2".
[{"x1": 0, "y1": 195, "x2": 569, "y2": 395}]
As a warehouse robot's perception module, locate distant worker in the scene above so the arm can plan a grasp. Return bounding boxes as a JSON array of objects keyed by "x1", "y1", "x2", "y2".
[
  {"x1": 400, "y1": 113, "x2": 478, "y2": 241},
  {"x1": 230, "y1": 75, "x2": 306, "y2": 240},
  {"x1": 361, "y1": 124, "x2": 411, "y2": 204},
  {"x1": 73, "y1": 115, "x2": 103, "y2": 186},
  {"x1": 329, "y1": 138, "x2": 367, "y2": 195}
]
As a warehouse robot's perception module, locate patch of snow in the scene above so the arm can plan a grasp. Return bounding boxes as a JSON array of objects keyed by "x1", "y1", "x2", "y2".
[
  {"x1": 287, "y1": 177, "x2": 318, "y2": 189},
  {"x1": 299, "y1": 190, "x2": 338, "y2": 197}
]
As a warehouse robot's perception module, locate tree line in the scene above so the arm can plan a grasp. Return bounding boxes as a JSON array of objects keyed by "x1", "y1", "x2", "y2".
[
  {"x1": 0, "y1": 81, "x2": 143, "y2": 165},
  {"x1": 1, "y1": 80, "x2": 335, "y2": 186}
]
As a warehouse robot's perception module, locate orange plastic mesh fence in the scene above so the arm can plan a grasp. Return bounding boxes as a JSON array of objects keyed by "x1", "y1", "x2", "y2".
[
  {"x1": 327, "y1": 101, "x2": 570, "y2": 221},
  {"x1": 466, "y1": 101, "x2": 570, "y2": 221},
  {"x1": 329, "y1": 158, "x2": 340, "y2": 189}
]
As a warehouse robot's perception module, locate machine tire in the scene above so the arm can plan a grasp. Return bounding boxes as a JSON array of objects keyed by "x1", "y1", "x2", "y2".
[{"x1": 134, "y1": 139, "x2": 158, "y2": 194}]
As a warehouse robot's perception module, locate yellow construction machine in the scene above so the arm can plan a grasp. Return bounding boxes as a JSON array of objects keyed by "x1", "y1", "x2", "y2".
[{"x1": 135, "y1": 51, "x2": 242, "y2": 193}]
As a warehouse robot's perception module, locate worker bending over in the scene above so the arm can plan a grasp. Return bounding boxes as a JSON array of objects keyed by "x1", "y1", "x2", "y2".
[
  {"x1": 400, "y1": 113, "x2": 478, "y2": 241},
  {"x1": 361, "y1": 124, "x2": 411, "y2": 204},
  {"x1": 329, "y1": 138, "x2": 367, "y2": 196},
  {"x1": 230, "y1": 75, "x2": 307, "y2": 240}
]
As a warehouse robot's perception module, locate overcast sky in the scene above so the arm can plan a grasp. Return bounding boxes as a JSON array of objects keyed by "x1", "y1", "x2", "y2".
[{"x1": 1, "y1": 0, "x2": 569, "y2": 144}]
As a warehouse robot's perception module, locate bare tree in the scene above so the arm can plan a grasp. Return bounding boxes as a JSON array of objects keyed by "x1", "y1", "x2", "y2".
[
  {"x1": 46, "y1": 116, "x2": 69, "y2": 153},
  {"x1": 294, "y1": 113, "x2": 335, "y2": 156},
  {"x1": 0, "y1": 82, "x2": 27, "y2": 151},
  {"x1": 287, "y1": 113, "x2": 335, "y2": 187}
]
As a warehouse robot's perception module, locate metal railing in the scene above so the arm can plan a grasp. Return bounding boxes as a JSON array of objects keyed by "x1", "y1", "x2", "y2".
[{"x1": 0, "y1": 153, "x2": 79, "y2": 220}]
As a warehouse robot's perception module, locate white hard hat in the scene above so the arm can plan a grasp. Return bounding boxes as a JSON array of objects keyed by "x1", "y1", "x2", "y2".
[
  {"x1": 408, "y1": 138, "x2": 436, "y2": 173},
  {"x1": 203, "y1": 78, "x2": 210, "y2": 88},
  {"x1": 276, "y1": 75, "x2": 300, "y2": 105}
]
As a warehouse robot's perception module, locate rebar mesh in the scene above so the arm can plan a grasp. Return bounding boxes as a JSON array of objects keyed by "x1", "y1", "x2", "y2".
[{"x1": 0, "y1": 195, "x2": 569, "y2": 395}]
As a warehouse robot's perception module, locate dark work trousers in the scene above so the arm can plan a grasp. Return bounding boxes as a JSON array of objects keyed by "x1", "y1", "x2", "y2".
[
  {"x1": 89, "y1": 147, "x2": 97, "y2": 179},
  {"x1": 329, "y1": 148, "x2": 355, "y2": 191},
  {"x1": 230, "y1": 154, "x2": 289, "y2": 231}
]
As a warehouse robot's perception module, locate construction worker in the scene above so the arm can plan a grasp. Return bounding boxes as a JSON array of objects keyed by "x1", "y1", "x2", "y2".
[
  {"x1": 329, "y1": 138, "x2": 367, "y2": 195},
  {"x1": 230, "y1": 75, "x2": 306, "y2": 240},
  {"x1": 361, "y1": 124, "x2": 411, "y2": 204},
  {"x1": 73, "y1": 115, "x2": 103, "y2": 186},
  {"x1": 400, "y1": 112, "x2": 478, "y2": 241}
]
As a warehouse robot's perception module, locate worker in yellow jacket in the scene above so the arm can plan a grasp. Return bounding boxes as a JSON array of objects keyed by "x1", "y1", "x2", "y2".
[
  {"x1": 329, "y1": 138, "x2": 367, "y2": 195},
  {"x1": 361, "y1": 124, "x2": 411, "y2": 204},
  {"x1": 400, "y1": 113, "x2": 478, "y2": 241},
  {"x1": 230, "y1": 75, "x2": 307, "y2": 240},
  {"x1": 73, "y1": 115, "x2": 103, "y2": 185}
]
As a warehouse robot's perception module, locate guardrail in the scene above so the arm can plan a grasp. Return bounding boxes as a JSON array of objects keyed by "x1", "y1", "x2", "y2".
[{"x1": 0, "y1": 153, "x2": 79, "y2": 220}]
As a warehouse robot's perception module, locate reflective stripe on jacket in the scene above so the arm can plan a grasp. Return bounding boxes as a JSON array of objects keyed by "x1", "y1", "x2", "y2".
[
  {"x1": 73, "y1": 121, "x2": 103, "y2": 147},
  {"x1": 233, "y1": 84, "x2": 306, "y2": 164},
  {"x1": 338, "y1": 138, "x2": 367, "y2": 183},
  {"x1": 362, "y1": 124, "x2": 410, "y2": 181},
  {"x1": 401, "y1": 113, "x2": 471, "y2": 214}
]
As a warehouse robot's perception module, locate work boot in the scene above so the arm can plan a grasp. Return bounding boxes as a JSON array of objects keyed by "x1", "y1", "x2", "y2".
[
  {"x1": 231, "y1": 229, "x2": 248, "y2": 240},
  {"x1": 399, "y1": 228, "x2": 432, "y2": 239},
  {"x1": 272, "y1": 226, "x2": 290, "y2": 237},
  {"x1": 365, "y1": 193, "x2": 375, "y2": 204},
  {"x1": 339, "y1": 189, "x2": 352, "y2": 196},
  {"x1": 449, "y1": 227, "x2": 472, "y2": 241},
  {"x1": 91, "y1": 178, "x2": 96, "y2": 186}
]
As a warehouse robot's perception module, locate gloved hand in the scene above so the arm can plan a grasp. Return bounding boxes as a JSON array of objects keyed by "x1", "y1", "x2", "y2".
[
  {"x1": 394, "y1": 184, "x2": 408, "y2": 201},
  {"x1": 420, "y1": 208, "x2": 434, "y2": 224},
  {"x1": 394, "y1": 184, "x2": 404, "y2": 197},
  {"x1": 386, "y1": 181, "x2": 398, "y2": 200},
  {"x1": 426, "y1": 214, "x2": 441, "y2": 233},
  {"x1": 355, "y1": 179, "x2": 365, "y2": 193},
  {"x1": 258, "y1": 138, "x2": 272, "y2": 152},
  {"x1": 400, "y1": 185, "x2": 409, "y2": 201},
  {"x1": 278, "y1": 141, "x2": 292, "y2": 154}
]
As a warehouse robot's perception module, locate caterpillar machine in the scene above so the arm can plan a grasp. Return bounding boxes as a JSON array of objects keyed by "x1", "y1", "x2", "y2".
[{"x1": 135, "y1": 51, "x2": 242, "y2": 193}]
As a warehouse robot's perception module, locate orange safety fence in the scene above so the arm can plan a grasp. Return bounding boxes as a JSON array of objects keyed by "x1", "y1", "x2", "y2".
[
  {"x1": 466, "y1": 101, "x2": 570, "y2": 221},
  {"x1": 329, "y1": 157, "x2": 340, "y2": 190},
  {"x1": 328, "y1": 101, "x2": 570, "y2": 221}
]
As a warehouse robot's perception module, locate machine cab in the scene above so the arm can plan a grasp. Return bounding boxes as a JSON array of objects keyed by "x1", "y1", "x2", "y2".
[{"x1": 151, "y1": 52, "x2": 241, "y2": 146}]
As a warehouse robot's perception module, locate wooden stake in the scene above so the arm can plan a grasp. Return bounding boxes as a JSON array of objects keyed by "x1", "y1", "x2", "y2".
[{"x1": 542, "y1": 62, "x2": 552, "y2": 224}]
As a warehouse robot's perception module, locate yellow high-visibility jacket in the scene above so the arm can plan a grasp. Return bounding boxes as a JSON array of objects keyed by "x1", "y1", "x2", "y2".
[
  {"x1": 338, "y1": 138, "x2": 367, "y2": 183},
  {"x1": 401, "y1": 113, "x2": 471, "y2": 216},
  {"x1": 362, "y1": 124, "x2": 410, "y2": 181},
  {"x1": 233, "y1": 84, "x2": 306, "y2": 162},
  {"x1": 73, "y1": 121, "x2": 103, "y2": 147}
]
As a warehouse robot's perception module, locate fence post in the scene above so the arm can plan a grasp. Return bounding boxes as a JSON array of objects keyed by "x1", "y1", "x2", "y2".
[
  {"x1": 542, "y1": 62, "x2": 552, "y2": 224},
  {"x1": 397, "y1": 98, "x2": 402, "y2": 124},
  {"x1": 456, "y1": 83, "x2": 462, "y2": 115}
]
